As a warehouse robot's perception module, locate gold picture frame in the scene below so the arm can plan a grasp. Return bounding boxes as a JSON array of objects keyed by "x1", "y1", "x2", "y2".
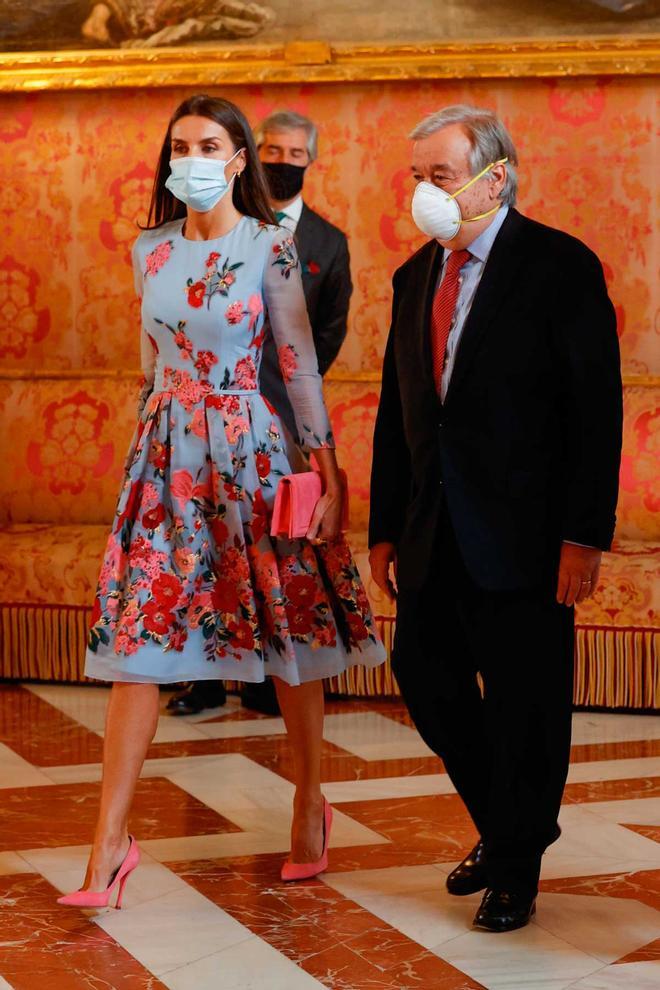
[{"x1": 1, "y1": 35, "x2": 658, "y2": 92}]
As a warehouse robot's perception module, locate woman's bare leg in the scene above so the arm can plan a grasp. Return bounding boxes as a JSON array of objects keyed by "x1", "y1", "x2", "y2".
[
  {"x1": 82, "y1": 682, "x2": 160, "y2": 890},
  {"x1": 273, "y1": 677, "x2": 325, "y2": 862}
]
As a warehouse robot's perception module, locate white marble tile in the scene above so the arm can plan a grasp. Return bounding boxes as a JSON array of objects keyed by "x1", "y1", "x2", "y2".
[
  {"x1": 327, "y1": 865, "x2": 605, "y2": 989},
  {"x1": 26, "y1": 682, "x2": 218, "y2": 742},
  {"x1": 533, "y1": 892, "x2": 660, "y2": 964},
  {"x1": 0, "y1": 977, "x2": 15, "y2": 990},
  {"x1": 162, "y1": 935, "x2": 325, "y2": 990},
  {"x1": 20, "y1": 840, "x2": 258, "y2": 978},
  {"x1": 19, "y1": 844, "x2": 185, "y2": 908},
  {"x1": 41, "y1": 751, "x2": 250, "y2": 785},
  {"x1": 323, "y1": 772, "x2": 455, "y2": 803},
  {"x1": 542, "y1": 857, "x2": 660, "y2": 881},
  {"x1": 545, "y1": 806, "x2": 660, "y2": 870},
  {"x1": 97, "y1": 886, "x2": 253, "y2": 977},
  {"x1": 321, "y1": 711, "x2": 434, "y2": 760},
  {"x1": 571, "y1": 713, "x2": 660, "y2": 747},
  {"x1": 578, "y1": 798, "x2": 660, "y2": 827},
  {"x1": 170, "y1": 694, "x2": 242, "y2": 722},
  {"x1": 192, "y1": 716, "x2": 287, "y2": 739},
  {"x1": 0, "y1": 743, "x2": 54, "y2": 789},
  {"x1": 436, "y1": 923, "x2": 604, "y2": 990},
  {"x1": 326, "y1": 864, "x2": 477, "y2": 949},
  {"x1": 26, "y1": 683, "x2": 111, "y2": 733},
  {"x1": 148, "y1": 719, "x2": 211, "y2": 744},
  {"x1": 162, "y1": 753, "x2": 387, "y2": 851},
  {"x1": 0, "y1": 852, "x2": 37, "y2": 876},
  {"x1": 141, "y1": 830, "x2": 294, "y2": 862},
  {"x1": 567, "y1": 961, "x2": 660, "y2": 989},
  {"x1": 566, "y1": 758, "x2": 660, "y2": 784}
]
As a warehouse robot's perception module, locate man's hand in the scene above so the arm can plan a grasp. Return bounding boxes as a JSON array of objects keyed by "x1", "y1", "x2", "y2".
[
  {"x1": 556, "y1": 543, "x2": 602, "y2": 607},
  {"x1": 369, "y1": 542, "x2": 398, "y2": 603}
]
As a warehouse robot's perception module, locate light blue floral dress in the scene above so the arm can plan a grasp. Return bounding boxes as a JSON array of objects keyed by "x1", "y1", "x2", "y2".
[{"x1": 84, "y1": 215, "x2": 385, "y2": 685}]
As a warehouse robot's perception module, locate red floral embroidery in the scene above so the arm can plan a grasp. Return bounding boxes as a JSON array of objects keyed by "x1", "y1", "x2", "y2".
[
  {"x1": 194, "y1": 350, "x2": 218, "y2": 377},
  {"x1": 286, "y1": 607, "x2": 314, "y2": 636},
  {"x1": 233, "y1": 356, "x2": 257, "y2": 390},
  {"x1": 173, "y1": 329, "x2": 193, "y2": 359},
  {"x1": 286, "y1": 574, "x2": 318, "y2": 607},
  {"x1": 225, "y1": 300, "x2": 245, "y2": 325},
  {"x1": 142, "y1": 599, "x2": 174, "y2": 635},
  {"x1": 144, "y1": 240, "x2": 173, "y2": 278},
  {"x1": 152, "y1": 573, "x2": 183, "y2": 610},
  {"x1": 210, "y1": 516, "x2": 229, "y2": 546},
  {"x1": 187, "y1": 281, "x2": 205, "y2": 308},
  {"x1": 255, "y1": 452, "x2": 271, "y2": 479},
  {"x1": 142, "y1": 503, "x2": 166, "y2": 530},
  {"x1": 278, "y1": 344, "x2": 298, "y2": 384},
  {"x1": 212, "y1": 579, "x2": 240, "y2": 613},
  {"x1": 163, "y1": 367, "x2": 214, "y2": 412},
  {"x1": 228, "y1": 619, "x2": 255, "y2": 651}
]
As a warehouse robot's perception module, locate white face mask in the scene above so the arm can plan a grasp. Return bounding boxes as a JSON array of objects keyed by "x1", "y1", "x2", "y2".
[
  {"x1": 165, "y1": 148, "x2": 243, "y2": 213},
  {"x1": 411, "y1": 157, "x2": 508, "y2": 241}
]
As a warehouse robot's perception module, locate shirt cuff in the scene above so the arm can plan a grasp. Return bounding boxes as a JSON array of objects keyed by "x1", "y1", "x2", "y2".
[{"x1": 563, "y1": 540, "x2": 598, "y2": 549}]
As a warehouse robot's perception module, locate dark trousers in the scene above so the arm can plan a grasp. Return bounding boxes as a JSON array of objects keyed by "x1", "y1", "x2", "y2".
[{"x1": 392, "y1": 508, "x2": 574, "y2": 894}]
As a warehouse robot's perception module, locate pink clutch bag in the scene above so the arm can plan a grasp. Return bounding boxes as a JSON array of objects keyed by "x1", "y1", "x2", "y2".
[{"x1": 270, "y1": 468, "x2": 349, "y2": 539}]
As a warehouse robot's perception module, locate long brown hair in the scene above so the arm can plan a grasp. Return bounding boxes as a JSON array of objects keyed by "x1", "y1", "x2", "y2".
[{"x1": 143, "y1": 94, "x2": 276, "y2": 229}]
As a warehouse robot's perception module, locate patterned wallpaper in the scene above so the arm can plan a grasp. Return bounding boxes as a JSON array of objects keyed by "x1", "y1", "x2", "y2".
[
  {"x1": 0, "y1": 75, "x2": 657, "y2": 376},
  {"x1": 0, "y1": 76, "x2": 657, "y2": 541}
]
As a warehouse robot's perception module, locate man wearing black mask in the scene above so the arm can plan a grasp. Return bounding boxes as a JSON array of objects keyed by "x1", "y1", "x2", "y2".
[
  {"x1": 256, "y1": 109, "x2": 353, "y2": 404},
  {"x1": 168, "y1": 109, "x2": 352, "y2": 717}
]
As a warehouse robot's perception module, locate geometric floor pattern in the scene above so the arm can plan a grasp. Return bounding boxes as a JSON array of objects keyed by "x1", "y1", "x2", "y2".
[{"x1": 0, "y1": 683, "x2": 659, "y2": 989}]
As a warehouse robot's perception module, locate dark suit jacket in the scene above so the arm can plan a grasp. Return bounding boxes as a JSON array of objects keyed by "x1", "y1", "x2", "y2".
[
  {"x1": 369, "y1": 208, "x2": 623, "y2": 592},
  {"x1": 260, "y1": 203, "x2": 352, "y2": 438}
]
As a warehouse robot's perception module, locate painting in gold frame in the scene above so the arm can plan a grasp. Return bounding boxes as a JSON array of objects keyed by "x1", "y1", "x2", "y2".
[{"x1": 0, "y1": 0, "x2": 658, "y2": 90}]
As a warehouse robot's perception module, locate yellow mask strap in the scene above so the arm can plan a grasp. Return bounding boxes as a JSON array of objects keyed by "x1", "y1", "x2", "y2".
[
  {"x1": 449, "y1": 157, "x2": 508, "y2": 200},
  {"x1": 463, "y1": 204, "x2": 500, "y2": 225}
]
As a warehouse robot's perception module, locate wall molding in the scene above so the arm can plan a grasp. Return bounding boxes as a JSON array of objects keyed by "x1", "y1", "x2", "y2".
[{"x1": 1, "y1": 36, "x2": 658, "y2": 92}]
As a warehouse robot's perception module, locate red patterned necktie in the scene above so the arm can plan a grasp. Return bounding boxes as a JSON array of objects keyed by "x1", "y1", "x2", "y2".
[{"x1": 430, "y1": 249, "x2": 471, "y2": 393}]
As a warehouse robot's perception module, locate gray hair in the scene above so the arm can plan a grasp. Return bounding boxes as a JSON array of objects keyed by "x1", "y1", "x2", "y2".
[
  {"x1": 409, "y1": 105, "x2": 518, "y2": 207},
  {"x1": 253, "y1": 110, "x2": 318, "y2": 162}
]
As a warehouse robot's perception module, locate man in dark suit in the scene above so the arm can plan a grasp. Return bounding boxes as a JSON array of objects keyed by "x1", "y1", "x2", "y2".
[
  {"x1": 369, "y1": 105, "x2": 622, "y2": 932},
  {"x1": 168, "y1": 110, "x2": 352, "y2": 717},
  {"x1": 255, "y1": 109, "x2": 352, "y2": 438}
]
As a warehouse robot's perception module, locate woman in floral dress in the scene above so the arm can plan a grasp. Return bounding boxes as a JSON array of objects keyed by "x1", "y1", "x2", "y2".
[{"x1": 66, "y1": 95, "x2": 385, "y2": 900}]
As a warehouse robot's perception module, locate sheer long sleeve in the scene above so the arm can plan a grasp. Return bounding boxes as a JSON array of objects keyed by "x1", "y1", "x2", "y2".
[
  {"x1": 132, "y1": 238, "x2": 156, "y2": 419},
  {"x1": 263, "y1": 230, "x2": 335, "y2": 451}
]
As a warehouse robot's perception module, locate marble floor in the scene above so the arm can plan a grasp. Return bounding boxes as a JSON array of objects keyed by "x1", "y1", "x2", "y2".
[{"x1": 0, "y1": 684, "x2": 659, "y2": 990}]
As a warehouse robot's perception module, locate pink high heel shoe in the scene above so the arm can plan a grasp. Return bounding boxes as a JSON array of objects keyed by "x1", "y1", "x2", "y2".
[
  {"x1": 57, "y1": 835, "x2": 140, "y2": 909},
  {"x1": 281, "y1": 798, "x2": 333, "y2": 882}
]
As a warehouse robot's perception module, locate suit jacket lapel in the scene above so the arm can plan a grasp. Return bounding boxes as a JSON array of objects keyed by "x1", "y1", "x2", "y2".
[
  {"x1": 294, "y1": 202, "x2": 313, "y2": 258},
  {"x1": 443, "y1": 208, "x2": 527, "y2": 407},
  {"x1": 407, "y1": 239, "x2": 444, "y2": 398}
]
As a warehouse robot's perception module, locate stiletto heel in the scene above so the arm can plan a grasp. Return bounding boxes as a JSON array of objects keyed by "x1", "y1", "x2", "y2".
[
  {"x1": 57, "y1": 835, "x2": 140, "y2": 909},
  {"x1": 115, "y1": 874, "x2": 129, "y2": 910},
  {"x1": 281, "y1": 798, "x2": 333, "y2": 882}
]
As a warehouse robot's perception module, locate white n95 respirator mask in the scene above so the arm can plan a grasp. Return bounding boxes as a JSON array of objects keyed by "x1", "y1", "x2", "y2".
[{"x1": 411, "y1": 157, "x2": 508, "y2": 240}]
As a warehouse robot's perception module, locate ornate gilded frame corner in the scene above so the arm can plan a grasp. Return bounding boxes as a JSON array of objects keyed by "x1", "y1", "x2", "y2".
[{"x1": 0, "y1": 35, "x2": 658, "y2": 92}]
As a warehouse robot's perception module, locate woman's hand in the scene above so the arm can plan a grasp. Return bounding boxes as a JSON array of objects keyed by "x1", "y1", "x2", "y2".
[
  {"x1": 305, "y1": 447, "x2": 343, "y2": 542},
  {"x1": 306, "y1": 486, "x2": 344, "y2": 542}
]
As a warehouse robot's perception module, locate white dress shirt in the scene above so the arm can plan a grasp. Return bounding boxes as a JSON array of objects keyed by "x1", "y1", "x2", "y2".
[
  {"x1": 275, "y1": 195, "x2": 304, "y2": 234},
  {"x1": 437, "y1": 205, "x2": 509, "y2": 403}
]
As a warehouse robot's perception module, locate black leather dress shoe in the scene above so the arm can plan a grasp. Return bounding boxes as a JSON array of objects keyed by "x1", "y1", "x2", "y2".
[
  {"x1": 240, "y1": 679, "x2": 280, "y2": 716},
  {"x1": 446, "y1": 841, "x2": 488, "y2": 896},
  {"x1": 473, "y1": 888, "x2": 537, "y2": 932},
  {"x1": 166, "y1": 681, "x2": 227, "y2": 716}
]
